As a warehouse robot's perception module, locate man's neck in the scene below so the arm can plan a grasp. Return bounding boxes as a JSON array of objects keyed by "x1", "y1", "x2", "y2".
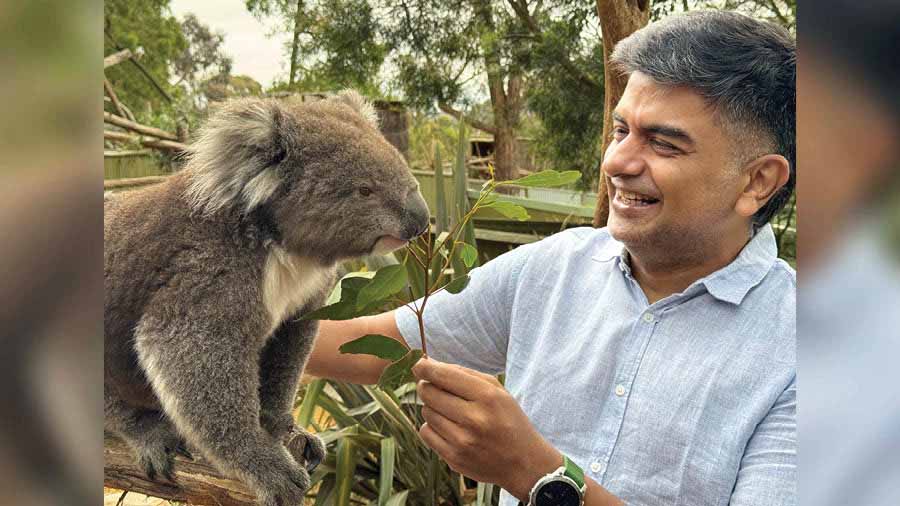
[{"x1": 627, "y1": 229, "x2": 753, "y2": 304}]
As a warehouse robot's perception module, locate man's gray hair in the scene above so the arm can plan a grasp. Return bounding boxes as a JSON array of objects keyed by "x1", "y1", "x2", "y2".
[{"x1": 611, "y1": 10, "x2": 796, "y2": 227}]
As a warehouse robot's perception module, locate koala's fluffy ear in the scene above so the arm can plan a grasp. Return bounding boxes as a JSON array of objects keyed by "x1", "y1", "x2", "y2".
[
  {"x1": 334, "y1": 89, "x2": 379, "y2": 128},
  {"x1": 185, "y1": 98, "x2": 290, "y2": 216}
]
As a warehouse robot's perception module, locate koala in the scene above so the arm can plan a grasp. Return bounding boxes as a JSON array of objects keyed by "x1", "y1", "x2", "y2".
[{"x1": 104, "y1": 91, "x2": 429, "y2": 506}]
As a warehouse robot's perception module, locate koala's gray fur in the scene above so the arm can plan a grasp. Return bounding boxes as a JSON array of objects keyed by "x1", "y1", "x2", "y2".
[{"x1": 104, "y1": 90, "x2": 429, "y2": 505}]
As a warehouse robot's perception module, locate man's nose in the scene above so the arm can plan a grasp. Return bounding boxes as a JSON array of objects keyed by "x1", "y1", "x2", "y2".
[{"x1": 601, "y1": 135, "x2": 647, "y2": 179}]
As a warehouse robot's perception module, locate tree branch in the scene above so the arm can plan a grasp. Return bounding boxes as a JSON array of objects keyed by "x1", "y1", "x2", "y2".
[
  {"x1": 505, "y1": 0, "x2": 601, "y2": 92},
  {"x1": 104, "y1": 112, "x2": 180, "y2": 141},
  {"x1": 104, "y1": 49, "x2": 134, "y2": 69},
  {"x1": 104, "y1": 79, "x2": 135, "y2": 122},
  {"x1": 104, "y1": 433, "x2": 257, "y2": 506},
  {"x1": 438, "y1": 103, "x2": 497, "y2": 135},
  {"x1": 104, "y1": 130, "x2": 188, "y2": 152}
]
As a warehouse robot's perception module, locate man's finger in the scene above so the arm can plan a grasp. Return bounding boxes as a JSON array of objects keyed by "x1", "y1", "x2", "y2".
[
  {"x1": 412, "y1": 358, "x2": 490, "y2": 401},
  {"x1": 419, "y1": 422, "x2": 455, "y2": 462},
  {"x1": 417, "y1": 380, "x2": 469, "y2": 424},
  {"x1": 421, "y1": 405, "x2": 468, "y2": 447}
]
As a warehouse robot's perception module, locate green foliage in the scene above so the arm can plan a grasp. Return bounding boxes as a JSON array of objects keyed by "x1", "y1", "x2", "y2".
[
  {"x1": 104, "y1": 0, "x2": 187, "y2": 124},
  {"x1": 378, "y1": 350, "x2": 425, "y2": 390},
  {"x1": 304, "y1": 381, "x2": 473, "y2": 506},
  {"x1": 247, "y1": 0, "x2": 387, "y2": 94},
  {"x1": 522, "y1": 4, "x2": 606, "y2": 188},
  {"x1": 339, "y1": 334, "x2": 409, "y2": 362}
]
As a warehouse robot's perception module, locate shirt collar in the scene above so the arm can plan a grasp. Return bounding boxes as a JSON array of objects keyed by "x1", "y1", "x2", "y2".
[
  {"x1": 699, "y1": 224, "x2": 779, "y2": 305},
  {"x1": 591, "y1": 225, "x2": 779, "y2": 305}
]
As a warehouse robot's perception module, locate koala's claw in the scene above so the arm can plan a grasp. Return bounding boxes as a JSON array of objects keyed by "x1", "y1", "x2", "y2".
[
  {"x1": 286, "y1": 429, "x2": 326, "y2": 472},
  {"x1": 254, "y1": 450, "x2": 311, "y2": 506},
  {"x1": 172, "y1": 441, "x2": 194, "y2": 461},
  {"x1": 133, "y1": 430, "x2": 190, "y2": 484}
]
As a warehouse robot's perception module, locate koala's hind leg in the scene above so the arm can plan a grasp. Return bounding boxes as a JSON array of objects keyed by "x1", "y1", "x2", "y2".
[
  {"x1": 134, "y1": 314, "x2": 312, "y2": 506},
  {"x1": 258, "y1": 317, "x2": 326, "y2": 471},
  {"x1": 104, "y1": 388, "x2": 192, "y2": 482}
]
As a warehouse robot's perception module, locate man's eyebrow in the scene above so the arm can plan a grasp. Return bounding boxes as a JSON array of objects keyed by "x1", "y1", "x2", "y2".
[{"x1": 613, "y1": 112, "x2": 696, "y2": 147}]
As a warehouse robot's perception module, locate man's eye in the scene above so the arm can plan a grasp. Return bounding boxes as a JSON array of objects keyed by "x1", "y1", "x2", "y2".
[
  {"x1": 359, "y1": 186, "x2": 373, "y2": 197},
  {"x1": 651, "y1": 139, "x2": 678, "y2": 153},
  {"x1": 612, "y1": 127, "x2": 628, "y2": 140}
]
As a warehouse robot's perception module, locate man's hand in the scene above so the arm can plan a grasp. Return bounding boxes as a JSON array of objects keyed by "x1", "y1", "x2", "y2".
[{"x1": 412, "y1": 358, "x2": 562, "y2": 500}]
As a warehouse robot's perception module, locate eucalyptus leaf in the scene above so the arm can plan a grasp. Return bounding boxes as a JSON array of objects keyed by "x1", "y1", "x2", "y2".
[
  {"x1": 339, "y1": 334, "x2": 409, "y2": 362},
  {"x1": 377, "y1": 349, "x2": 424, "y2": 391},
  {"x1": 357, "y1": 264, "x2": 408, "y2": 310},
  {"x1": 301, "y1": 276, "x2": 371, "y2": 320},
  {"x1": 443, "y1": 275, "x2": 470, "y2": 294},
  {"x1": 458, "y1": 242, "x2": 477, "y2": 268},
  {"x1": 482, "y1": 200, "x2": 530, "y2": 221},
  {"x1": 502, "y1": 169, "x2": 582, "y2": 188}
]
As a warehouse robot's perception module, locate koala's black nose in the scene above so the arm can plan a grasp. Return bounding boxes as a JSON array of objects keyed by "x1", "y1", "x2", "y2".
[{"x1": 401, "y1": 190, "x2": 431, "y2": 240}]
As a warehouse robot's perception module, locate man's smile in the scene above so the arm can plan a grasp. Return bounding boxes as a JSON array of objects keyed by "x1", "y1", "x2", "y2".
[{"x1": 610, "y1": 186, "x2": 662, "y2": 219}]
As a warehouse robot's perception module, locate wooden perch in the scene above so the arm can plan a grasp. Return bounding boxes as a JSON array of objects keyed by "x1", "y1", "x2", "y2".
[
  {"x1": 105, "y1": 433, "x2": 258, "y2": 506},
  {"x1": 104, "y1": 112, "x2": 180, "y2": 142},
  {"x1": 104, "y1": 49, "x2": 135, "y2": 69},
  {"x1": 104, "y1": 79, "x2": 135, "y2": 121},
  {"x1": 105, "y1": 130, "x2": 188, "y2": 152}
]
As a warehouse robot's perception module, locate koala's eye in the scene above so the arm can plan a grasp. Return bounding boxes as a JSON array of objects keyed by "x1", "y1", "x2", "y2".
[{"x1": 359, "y1": 186, "x2": 373, "y2": 197}]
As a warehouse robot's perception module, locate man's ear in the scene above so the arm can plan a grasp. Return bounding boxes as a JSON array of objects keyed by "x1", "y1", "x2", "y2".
[{"x1": 735, "y1": 154, "x2": 791, "y2": 218}]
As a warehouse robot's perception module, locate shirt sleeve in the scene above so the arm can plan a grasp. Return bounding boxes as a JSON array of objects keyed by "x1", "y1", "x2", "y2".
[
  {"x1": 729, "y1": 377, "x2": 797, "y2": 506},
  {"x1": 394, "y1": 238, "x2": 541, "y2": 375}
]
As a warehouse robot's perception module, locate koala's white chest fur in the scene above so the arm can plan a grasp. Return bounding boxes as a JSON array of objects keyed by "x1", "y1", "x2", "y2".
[{"x1": 261, "y1": 246, "x2": 332, "y2": 335}]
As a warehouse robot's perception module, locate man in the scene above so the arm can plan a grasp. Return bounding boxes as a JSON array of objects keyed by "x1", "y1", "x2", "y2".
[{"x1": 307, "y1": 10, "x2": 796, "y2": 506}]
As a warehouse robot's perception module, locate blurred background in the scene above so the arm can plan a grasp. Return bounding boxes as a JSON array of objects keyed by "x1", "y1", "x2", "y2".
[{"x1": 1, "y1": 0, "x2": 897, "y2": 505}]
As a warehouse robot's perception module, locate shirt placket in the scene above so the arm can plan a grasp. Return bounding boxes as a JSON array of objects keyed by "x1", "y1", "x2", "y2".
[{"x1": 587, "y1": 262, "x2": 664, "y2": 483}]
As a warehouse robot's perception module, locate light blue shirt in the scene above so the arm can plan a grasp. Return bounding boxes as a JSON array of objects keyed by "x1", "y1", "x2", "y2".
[{"x1": 396, "y1": 225, "x2": 796, "y2": 506}]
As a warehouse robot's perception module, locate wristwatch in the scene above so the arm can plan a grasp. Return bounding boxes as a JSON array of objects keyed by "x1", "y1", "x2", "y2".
[{"x1": 518, "y1": 455, "x2": 587, "y2": 506}]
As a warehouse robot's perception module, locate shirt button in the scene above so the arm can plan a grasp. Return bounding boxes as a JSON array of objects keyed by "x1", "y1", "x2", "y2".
[
  {"x1": 642, "y1": 312, "x2": 655, "y2": 323},
  {"x1": 590, "y1": 461, "x2": 603, "y2": 473},
  {"x1": 615, "y1": 384, "x2": 626, "y2": 396}
]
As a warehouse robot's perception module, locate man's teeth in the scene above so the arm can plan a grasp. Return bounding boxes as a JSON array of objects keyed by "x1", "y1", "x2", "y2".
[{"x1": 617, "y1": 191, "x2": 658, "y2": 204}]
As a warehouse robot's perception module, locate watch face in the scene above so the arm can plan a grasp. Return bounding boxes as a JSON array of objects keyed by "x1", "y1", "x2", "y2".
[{"x1": 535, "y1": 480, "x2": 580, "y2": 506}]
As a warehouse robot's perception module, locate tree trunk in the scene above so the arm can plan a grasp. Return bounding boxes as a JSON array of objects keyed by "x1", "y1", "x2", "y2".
[
  {"x1": 288, "y1": 0, "x2": 304, "y2": 87},
  {"x1": 593, "y1": 0, "x2": 652, "y2": 227},
  {"x1": 493, "y1": 126, "x2": 518, "y2": 182}
]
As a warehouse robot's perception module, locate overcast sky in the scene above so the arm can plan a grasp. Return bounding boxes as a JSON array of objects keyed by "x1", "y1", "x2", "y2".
[{"x1": 169, "y1": 0, "x2": 288, "y2": 87}]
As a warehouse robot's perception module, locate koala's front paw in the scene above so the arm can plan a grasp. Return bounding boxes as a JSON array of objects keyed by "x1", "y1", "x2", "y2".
[
  {"x1": 133, "y1": 427, "x2": 193, "y2": 483},
  {"x1": 285, "y1": 427, "x2": 326, "y2": 472},
  {"x1": 251, "y1": 447, "x2": 311, "y2": 506}
]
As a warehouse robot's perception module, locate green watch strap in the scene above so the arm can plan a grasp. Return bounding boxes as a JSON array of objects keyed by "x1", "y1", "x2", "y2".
[{"x1": 563, "y1": 455, "x2": 585, "y2": 489}]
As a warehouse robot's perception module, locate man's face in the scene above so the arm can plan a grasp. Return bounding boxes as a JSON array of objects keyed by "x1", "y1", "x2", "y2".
[{"x1": 602, "y1": 72, "x2": 747, "y2": 260}]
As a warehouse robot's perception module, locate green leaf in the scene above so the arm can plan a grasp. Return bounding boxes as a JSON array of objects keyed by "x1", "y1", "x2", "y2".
[
  {"x1": 384, "y1": 490, "x2": 409, "y2": 506},
  {"x1": 339, "y1": 334, "x2": 409, "y2": 362},
  {"x1": 378, "y1": 437, "x2": 396, "y2": 506},
  {"x1": 334, "y1": 433, "x2": 357, "y2": 506},
  {"x1": 502, "y1": 169, "x2": 582, "y2": 188},
  {"x1": 443, "y1": 275, "x2": 470, "y2": 294},
  {"x1": 301, "y1": 276, "x2": 371, "y2": 320},
  {"x1": 377, "y1": 349, "x2": 424, "y2": 390},
  {"x1": 296, "y1": 379, "x2": 325, "y2": 429},
  {"x1": 482, "y1": 200, "x2": 530, "y2": 221},
  {"x1": 313, "y1": 475, "x2": 336, "y2": 506},
  {"x1": 458, "y1": 242, "x2": 477, "y2": 268},
  {"x1": 357, "y1": 264, "x2": 408, "y2": 310}
]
